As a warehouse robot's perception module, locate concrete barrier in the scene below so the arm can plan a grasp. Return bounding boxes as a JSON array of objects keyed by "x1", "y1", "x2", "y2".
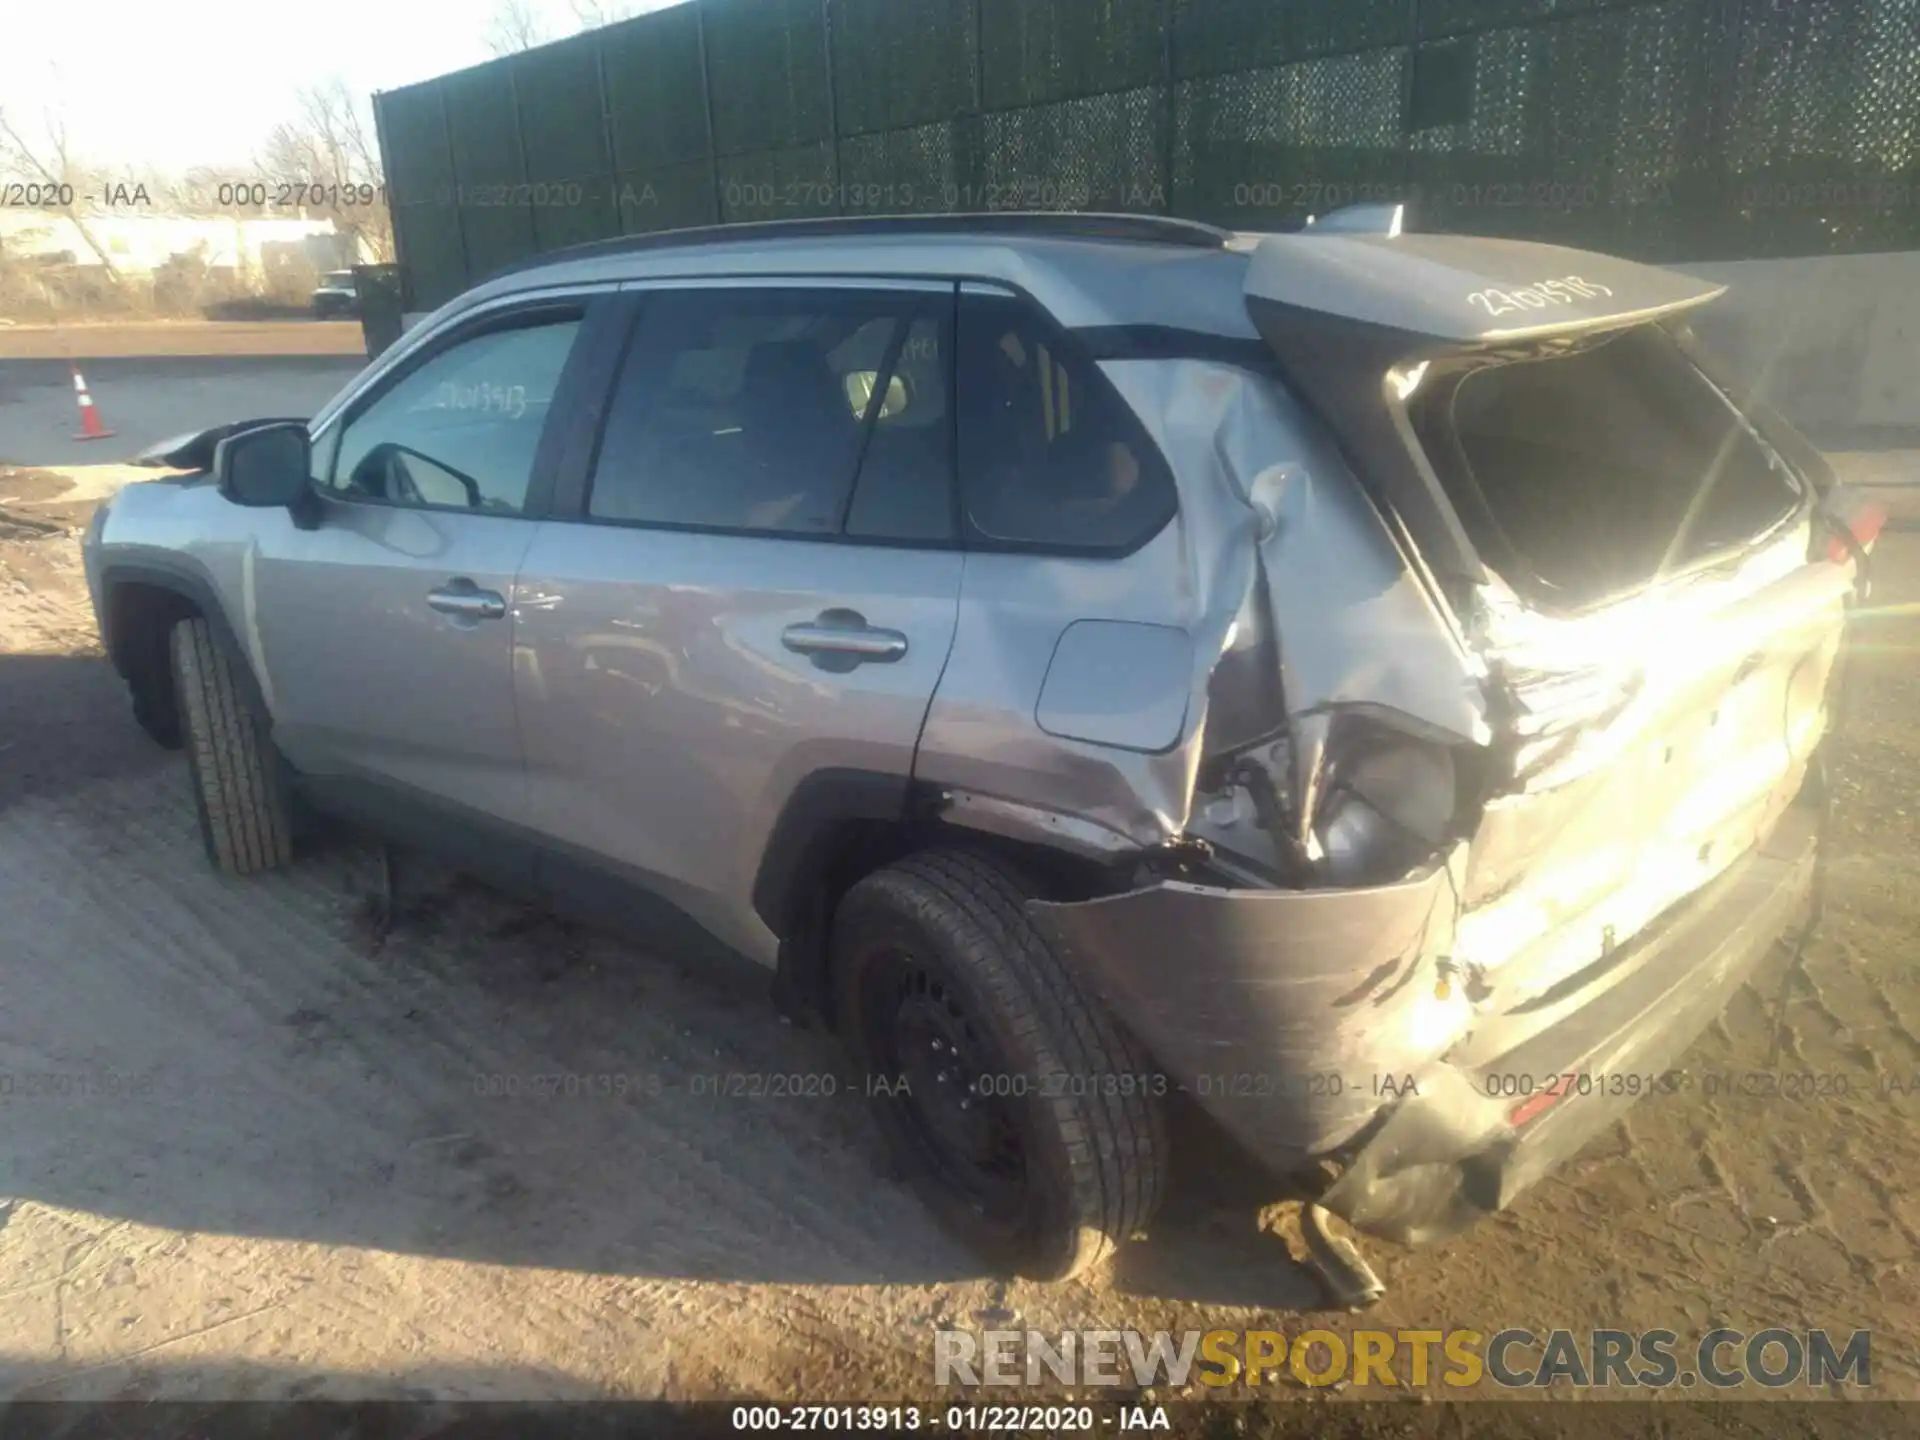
[{"x1": 1677, "y1": 251, "x2": 1920, "y2": 449}]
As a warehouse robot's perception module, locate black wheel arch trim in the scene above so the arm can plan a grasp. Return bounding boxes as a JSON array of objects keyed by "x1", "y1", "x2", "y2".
[
  {"x1": 751, "y1": 768, "x2": 915, "y2": 935},
  {"x1": 756, "y1": 767, "x2": 922, "y2": 1026},
  {"x1": 97, "y1": 558, "x2": 270, "y2": 717}
]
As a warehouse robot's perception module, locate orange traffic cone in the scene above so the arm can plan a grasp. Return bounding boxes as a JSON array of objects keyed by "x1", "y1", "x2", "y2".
[{"x1": 71, "y1": 363, "x2": 116, "y2": 441}]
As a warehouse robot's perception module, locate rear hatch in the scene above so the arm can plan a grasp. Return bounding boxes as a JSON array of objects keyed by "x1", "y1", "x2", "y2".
[{"x1": 1242, "y1": 231, "x2": 1862, "y2": 1008}]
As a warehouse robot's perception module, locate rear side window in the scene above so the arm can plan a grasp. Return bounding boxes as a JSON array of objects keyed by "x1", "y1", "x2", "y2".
[
  {"x1": 956, "y1": 293, "x2": 1175, "y2": 553},
  {"x1": 587, "y1": 287, "x2": 955, "y2": 541}
]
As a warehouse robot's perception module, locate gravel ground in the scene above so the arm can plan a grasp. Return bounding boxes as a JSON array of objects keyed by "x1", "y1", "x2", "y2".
[{"x1": 0, "y1": 458, "x2": 1915, "y2": 1411}]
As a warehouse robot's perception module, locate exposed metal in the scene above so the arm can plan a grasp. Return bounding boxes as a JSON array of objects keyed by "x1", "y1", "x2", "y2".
[{"x1": 1301, "y1": 1204, "x2": 1386, "y2": 1312}]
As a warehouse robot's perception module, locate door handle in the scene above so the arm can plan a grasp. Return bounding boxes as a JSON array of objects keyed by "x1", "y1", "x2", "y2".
[
  {"x1": 428, "y1": 580, "x2": 508, "y2": 620},
  {"x1": 782, "y1": 613, "x2": 909, "y2": 664}
]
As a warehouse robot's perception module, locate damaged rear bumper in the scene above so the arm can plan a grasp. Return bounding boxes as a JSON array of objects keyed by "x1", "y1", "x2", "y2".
[
  {"x1": 1028, "y1": 803, "x2": 1816, "y2": 1247},
  {"x1": 1324, "y1": 803, "x2": 1815, "y2": 1245},
  {"x1": 1029, "y1": 849, "x2": 1475, "y2": 1169}
]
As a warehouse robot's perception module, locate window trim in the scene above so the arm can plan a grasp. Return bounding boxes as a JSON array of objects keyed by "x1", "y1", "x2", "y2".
[
  {"x1": 315, "y1": 288, "x2": 618, "y2": 522},
  {"x1": 551, "y1": 277, "x2": 965, "y2": 551},
  {"x1": 954, "y1": 282, "x2": 1180, "y2": 561}
]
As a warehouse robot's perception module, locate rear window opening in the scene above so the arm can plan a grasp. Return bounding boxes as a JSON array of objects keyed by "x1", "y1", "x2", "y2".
[{"x1": 1409, "y1": 325, "x2": 1804, "y2": 610}]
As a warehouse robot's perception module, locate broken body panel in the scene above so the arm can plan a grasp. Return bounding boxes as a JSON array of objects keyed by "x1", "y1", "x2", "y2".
[{"x1": 954, "y1": 233, "x2": 1860, "y2": 1241}]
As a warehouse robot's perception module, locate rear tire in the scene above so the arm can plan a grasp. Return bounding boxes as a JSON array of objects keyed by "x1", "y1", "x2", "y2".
[
  {"x1": 833, "y1": 848, "x2": 1167, "y2": 1280},
  {"x1": 170, "y1": 617, "x2": 293, "y2": 875}
]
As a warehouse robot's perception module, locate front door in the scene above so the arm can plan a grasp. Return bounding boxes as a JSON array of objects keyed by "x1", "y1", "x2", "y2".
[{"x1": 253, "y1": 301, "x2": 594, "y2": 836}]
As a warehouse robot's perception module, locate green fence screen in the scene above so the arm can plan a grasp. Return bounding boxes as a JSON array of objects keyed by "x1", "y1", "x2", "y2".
[{"x1": 374, "y1": 0, "x2": 1920, "y2": 309}]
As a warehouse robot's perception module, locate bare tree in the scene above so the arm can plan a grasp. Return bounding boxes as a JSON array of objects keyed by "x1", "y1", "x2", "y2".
[
  {"x1": 0, "y1": 103, "x2": 125, "y2": 284},
  {"x1": 570, "y1": 0, "x2": 649, "y2": 27},
  {"x1": 257, "y1": 79, "x2": 393, "y2": 263},
  {"x1": 485, "y1": 0, "x2": 551, "y2": 54},
  {"x1": 174, "y1": 165, "x2": 258, "y2": 217},
  {"x1": 487, "y1": 0, "x2": 661, "y2": 52}
]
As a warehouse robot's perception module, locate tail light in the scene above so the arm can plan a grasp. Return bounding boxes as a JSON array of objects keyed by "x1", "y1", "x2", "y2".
[
  {"x1": 1508, "y1": 1073, "x2": 1575, "y2": 1128},
  {"x1": 1824, "y1": 497, "x2": 1886, "y2": 565}
]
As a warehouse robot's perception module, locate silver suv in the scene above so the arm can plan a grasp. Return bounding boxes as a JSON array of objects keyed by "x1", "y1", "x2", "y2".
[{"x1": 84, "y1": 212, "x2": 1875, "y2": 1282}]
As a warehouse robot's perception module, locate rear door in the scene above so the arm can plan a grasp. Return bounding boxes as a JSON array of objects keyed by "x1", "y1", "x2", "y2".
[
  {"x1": 255, "y1": 293, "x2": 613, "y2": 850},
  {"x1": 511, "y1": 279, "x2": 963, "y2": 963}
]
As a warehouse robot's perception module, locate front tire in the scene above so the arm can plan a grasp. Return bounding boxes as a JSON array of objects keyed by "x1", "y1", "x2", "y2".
[
  {"x1": 833, "y1": 849, "x2": 1167, "y2": 1280},
  {"x1": 169, "y1": 617, "x2": 293, "y2": 875}
]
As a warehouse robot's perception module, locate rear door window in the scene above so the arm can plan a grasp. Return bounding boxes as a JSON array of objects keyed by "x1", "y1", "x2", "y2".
[
  {"x1": 587, "y1": 286, "x2": 955, "y2": 541},
  {"x1": 955, "y1": 293, "x2": 1175, "y2": 553}
]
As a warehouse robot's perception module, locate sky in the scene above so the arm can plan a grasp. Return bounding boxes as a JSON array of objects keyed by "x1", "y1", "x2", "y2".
[{"x1": 0, "y1": 0, "x2": 674, "y2": 176}]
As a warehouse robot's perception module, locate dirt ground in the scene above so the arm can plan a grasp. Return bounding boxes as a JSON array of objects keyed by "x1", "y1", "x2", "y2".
[
  {"x1": 0, "y1": 321, "x2": 366, "y2": 360},
  {"x1": 1, "y1": 457, "x2": 1916, "y2": 1412}
]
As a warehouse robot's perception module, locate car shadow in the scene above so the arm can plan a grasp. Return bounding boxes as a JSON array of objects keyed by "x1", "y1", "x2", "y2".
[
  {"x1": 3, "y1": 1353, "x2": 631, "y2": 1404},
  {"x1": 0, "y1": 647, "x2": 1340, "y2": 1311},
  {"x1": 0, "y1": 651, "x2": 171, "y2": 812}
]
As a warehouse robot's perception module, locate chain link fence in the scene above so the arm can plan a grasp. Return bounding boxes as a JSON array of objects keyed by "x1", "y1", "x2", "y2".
[{"x1": 374, "y1": 0, "x2": 1920, "y2": 310}]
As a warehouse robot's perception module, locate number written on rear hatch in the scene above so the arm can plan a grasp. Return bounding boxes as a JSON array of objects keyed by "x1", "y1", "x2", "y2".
[{"x1": 1468, "y1": 276, "x2": 1615, "y2": 317}]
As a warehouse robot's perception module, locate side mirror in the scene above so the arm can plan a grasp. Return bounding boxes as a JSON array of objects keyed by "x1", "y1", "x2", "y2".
[{"x1": 213, "y1": 422, "x2": 312, "y2": 509}]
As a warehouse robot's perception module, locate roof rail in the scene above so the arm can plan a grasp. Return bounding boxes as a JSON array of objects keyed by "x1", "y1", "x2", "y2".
[{"x1": 485, "y1": 211, "x2": 1236, "y2": 281}]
